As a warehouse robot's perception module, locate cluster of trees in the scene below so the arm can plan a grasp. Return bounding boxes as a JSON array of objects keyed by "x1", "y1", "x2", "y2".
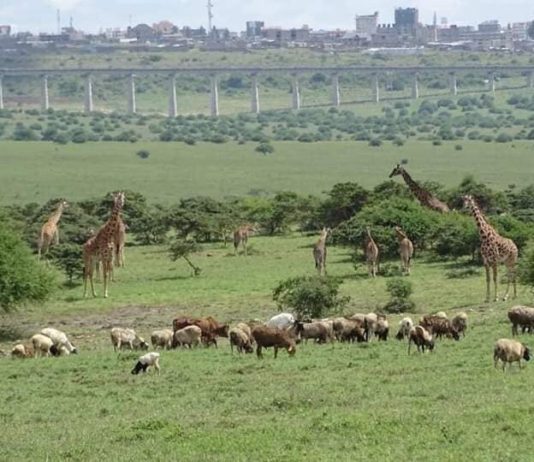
[{"x1": 3, "y1": 91, "x2": 534, "y2": 146}]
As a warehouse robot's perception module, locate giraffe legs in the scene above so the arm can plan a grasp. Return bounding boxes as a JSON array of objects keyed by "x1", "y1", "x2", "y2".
[
  {"x1": 83, "y1": 256, "x2": 97, "y2": 298},
  {"x1": 503, "y1": 263, "x2": 517, "y2": 301},
  {"x1": 484, "y1": 265, "x2": 491, "y2": 303},
  {"x1": 492, "y1": 265, "x2": 498, "y2": 302}
]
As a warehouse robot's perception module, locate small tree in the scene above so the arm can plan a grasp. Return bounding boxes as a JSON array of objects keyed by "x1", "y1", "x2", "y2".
[
  {"x1": 169, "y1": 238, "x2": 202, "y2": 276},
  {"x1": 136, "y1": 149, "x2": 150, "y2": 159},
  {"x1": 272, "y1": 275, "x2": 349, "y2": 319},
  {"x1": 48, "y1": 244, "x2": 84, "y2": 285},
  {"x1": 383, "y1": 278, "x2": 415, "y2": 313},
  {"x1": 255, "y1": 142, "x2": 274, "y2": 155}
]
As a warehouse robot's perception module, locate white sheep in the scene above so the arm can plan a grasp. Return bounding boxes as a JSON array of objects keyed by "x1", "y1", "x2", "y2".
[
  {"x1": 395, "y1": 317, "x2": 414, "y2": 341},
  {"x1": 174, "y1": 325, "x2": 202, "y2": 348},
  {"x1": 266, "y1": 313, "x2": 296, "y2": 330},
  {"x1": 31, "y1": 334, "x2": 54, "y2": 357},
  {"x1": 131, "y1": 352, "x2": 160, "y2": 375},
  {"x1": 150, "y1": 329, "x2": 173, "y2": 350},
  {"x1": 375, "y1": 317, "x2": 389, "y2": 341},
  {"x1": 451, "y1": 312, "x2": 468, "y2": 337},
  {"x1": 493, "y1": 338, "x2": 531, "y2": 371},
  {"x1": 11, "y1": 344, "x2": 29, "y2": 358},
  {"x1": 110, "y1": 327, "x2": 149, "y2": 351},
  {"x1": 435, "y1": 311, "x2": 448, "y2": 319},
  {"x1": 229, "y1": 327, "x2": 254, "y2": 353},
  {"x1": 40, "y1": 328, "x2": 78, "y2": 354},
  {"x1": 408, "y1": 326, "x2": 434, "y2": 354}
]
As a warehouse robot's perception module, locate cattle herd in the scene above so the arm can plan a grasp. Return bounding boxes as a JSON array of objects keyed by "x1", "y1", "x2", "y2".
[{"x1": 6, "y1": 306, "x2": 534, "y2": 373}]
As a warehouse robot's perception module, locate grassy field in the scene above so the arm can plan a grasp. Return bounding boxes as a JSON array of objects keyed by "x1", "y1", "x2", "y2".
[
  {"x1": 1, "y1": 234, "x2": 534, "y2": 461},
  {"x1": 2, "y1": 140, "x2": 534, "y2": 205}
]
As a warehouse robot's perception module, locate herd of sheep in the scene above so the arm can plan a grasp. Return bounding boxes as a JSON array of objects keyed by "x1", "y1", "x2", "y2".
[{"x1": 7, "y1": 306, "x2": 534, "y2": 373}]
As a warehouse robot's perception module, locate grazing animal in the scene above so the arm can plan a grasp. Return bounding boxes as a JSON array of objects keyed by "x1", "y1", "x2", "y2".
[
  {"x1": 151, "y1": 329, "x2": 174, "y2": 350},
  {"x1": 40, "y1": 328, "x2": 78, "y2": 354},
  {"x1": 299, "y1": 321, "x2": 333, "y2": 344},
  {"x1": 408, "y1": 326, "x2": 435, "y2": 354},
  {"x1": 507, "y1": 306, "x2": 534, "y2": 335},
  {"x1": 110, "y1": 327, "x2": 149, "y2": 352},
  {"x1": 313, "y1": 227, "x2": 330, "y2": 276},
  {"x1": 388, "y1": 164, "x2": 449, "y2": 213},
  {"x1": 251, "y1": 325, "x2": 296, "y2": 359},
  {"x1": 266, "y1": 313, "x2": 297, "y2": 331},
  {"x1": 451, "y1": 313, "x2": 468, "y2": 337},
  {"x1": 31, "y1": 334, "x2": 55, "y2": 357},
  {"x1": 83, "y1": 192, "x2": 125, "y2": 298},
  {"x1": 332, "y1": 317, "x2": 366, "y2": 343},
  {"x1": 364, "y1": 226, "x2": 379, "y2": 277},
  {"x1": 493, "y1": 338, "x2": 530, "y2": 371},
  {"x1": 419, "y1": 315, "x2": 460, "y2": 341},
  {"x1": 37, "y1": 200, "x2": 68, "y2": 259},
  {"x1": 131, "y1": 352, "x2": 160, "y2": 375},
  {"x1": 233, "y1": 224, "x2": 255, "y2": 255},
  {"x1": 463, "y1": 194, "x2": 518, "y2": 302},
  {"x1": 172, "y1": 316, "x2": 229, "y2": 346},
  {"x1": 229, "y1": 327, "x2": 254, "y2": 353},
  {"x1": 235, "y1": 322, "x2": 254, "y2": 344},
  {"x1": 395, "y1": 317, "x2": 414, "y2": 341},
  {"x1": 375, "y1": 317, "x2": 389, "y2": 341},
  {"x1": 173, "y1": 326, "x2": 202, "y2": 348},
  {"x1": 11, "y1": 344, "x2": 31, "y2": 358},
  {"x1": 394, "y1": 226, "x2": 414, "y2": 275}
]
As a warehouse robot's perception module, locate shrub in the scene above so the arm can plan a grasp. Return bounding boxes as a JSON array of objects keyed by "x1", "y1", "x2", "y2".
[
  {"x1": 136, "y1": 149, "x2": 150, "y2": 159},
  {"x1": 168, "y1": 238, "x2": 202, "y2": 276},
  {"x1": 383, "y1": 277, "x2": 415, "y2": 313},
  {"x1": 455, "y1": 144, "x2": 463, "y2": 151},
  {"x1": 272, "y1": 275, "x2": 349, "y2": 319},
  {"x1": 369, "y1": 138, "x2": 382, "y2": 147},
  {"x1": 255, "y1": 142, "x2": 274, "y2": 155},
  {"x1": 495, "y1": 132, "x2": 513, "y2": 143},
  {"x1": 48, "y1": 244, "x2": 84, "y2": 285}
]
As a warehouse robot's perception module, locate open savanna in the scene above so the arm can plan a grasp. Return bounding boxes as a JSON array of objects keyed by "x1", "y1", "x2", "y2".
[
  {"x1": 2, "y1": 140, "x2": 534, "y2": 204},
  {"x1": 1, "y1": 233, "x2": 534, "y2": 461}
]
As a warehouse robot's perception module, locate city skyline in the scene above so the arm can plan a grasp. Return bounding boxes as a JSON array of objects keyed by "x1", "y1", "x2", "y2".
[{"x1": 1, "y1": 0, "x2": 533, "y2": 34}]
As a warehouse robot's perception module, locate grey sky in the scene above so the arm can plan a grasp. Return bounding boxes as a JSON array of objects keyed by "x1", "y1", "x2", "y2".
[{"x1": 1, "y1": 0, "x2": 533, "y2": 33}]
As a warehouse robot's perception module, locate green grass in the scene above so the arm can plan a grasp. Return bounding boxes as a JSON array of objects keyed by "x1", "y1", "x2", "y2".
[
  {"x1": 1, "y1": 140, "x2": 534, "y2": 205},
  {"x1": 1, "y1": 233, "x2": 533, "y2": 461}
]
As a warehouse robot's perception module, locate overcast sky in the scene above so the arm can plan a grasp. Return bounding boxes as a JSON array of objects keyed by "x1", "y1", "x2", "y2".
[{"x1": 1, "y1": 0, "x2": 533, "y2": 33}]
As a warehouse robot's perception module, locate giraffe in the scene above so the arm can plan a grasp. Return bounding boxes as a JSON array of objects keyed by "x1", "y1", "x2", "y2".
[
  {"x1": 389, "y1": 164, "x2": 450, "y2": 213},
  {"x1": 364, "y1": 226, "x2": 379, "y2": 278},
  {"x1": 313, "y1": 227, "x2": 331, "y2": 276},
  {"x1": 37, "y1": 200, "x2": 68, "y2": 259},
  {"x1": 233, "y1": 224, "x2": 255, "y2": 256},
  {"x1": 463, "y1": 195, "x2": 518, "y2": 302},
  {"x1": 114, "y1": 216, "x2": 127, "y2": 268},
  {"x1": 83, "y1": 192, "x2": 125, "y2": 298},
  {"x1": 394, "y1": 226, "x2": 414, "y2": 275}
]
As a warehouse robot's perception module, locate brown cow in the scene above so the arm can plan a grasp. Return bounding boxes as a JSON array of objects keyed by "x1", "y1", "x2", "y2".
[{"x1": 171, "y1": 316, "x2": 229, "y2": 348}]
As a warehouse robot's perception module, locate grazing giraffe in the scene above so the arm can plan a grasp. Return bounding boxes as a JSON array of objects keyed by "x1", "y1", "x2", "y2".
[
  {"x1": 364, "y1": 226, "x2": 379, "y2": 277},
  {"x1": 394, "y1": 226, "x2": 414, "y2": 275},
  {"x1": 313, "y1": 227, "x2": 331, "y2": 276},
  {"x1": 233, "y1": 224, "x2": 255, "y2": 256},
  {"x1": 463, "y1": 195, "x2": 518, "y2": 302},
  {"x1": 83, "y1": 192, "x2": 125, "y2": 298},
  {"x1": 37, "y1": 200, "x2": 68, "y2": 259},
  {"x1": 389, "y1": 164, "x2": 450, "y2": 213}
]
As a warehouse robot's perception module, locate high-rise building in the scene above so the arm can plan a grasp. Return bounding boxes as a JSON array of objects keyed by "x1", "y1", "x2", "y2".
[
  {"x1": 246, "y1": 21, "x2": 264, "y2": 38},
  {"x1": 394, "y1": 7, "x2": 419, "y2": 31},
  {"x1": 355, "y1": 12, "x2": 378, "y2": 36}
]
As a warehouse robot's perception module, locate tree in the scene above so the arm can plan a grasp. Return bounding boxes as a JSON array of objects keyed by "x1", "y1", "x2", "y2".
[
  {"x1": 272, "y1": 275, "x2": 349, "y2": 319},
  {"x1": 48, "y1": 244, "x2": 84, "y2": 285},
  {"x1": 319, "y1": 182, "x2": 369, "y2": 228},
  {"x1": 169, "y1": 238, "x2": 202, "y2": 276},
  {"x1": 255, "y1": 142, "x2": 274, "y2": 155},
  {"x1": 383, "y1": 278, "x2": 415, "y2": 313},
  {"x1": 0, "y1": 220, "x2": 55, "y2": 312}
]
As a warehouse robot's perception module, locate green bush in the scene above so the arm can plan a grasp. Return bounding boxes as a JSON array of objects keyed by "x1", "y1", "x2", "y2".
[
  {"x1": 48, "y1": 244, "x2": 84, "y2": 285},
  {"x1": 272, "y1": 275, "x2": 349, "y2": 319},
  {"x1": 383, "y1": 277, "x2": 415, "y2": 313},
  {"x1": 168, "y1": 238, "x2": 202, "y2": 276}
]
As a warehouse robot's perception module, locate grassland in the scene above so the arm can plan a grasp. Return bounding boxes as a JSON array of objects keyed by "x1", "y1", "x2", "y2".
[
  {"x1": 1, "y1": 234, "x2": 534, "y2": 461},
  {"x1": 2, "y1": 140, "x2": 534, "y2": 205}
]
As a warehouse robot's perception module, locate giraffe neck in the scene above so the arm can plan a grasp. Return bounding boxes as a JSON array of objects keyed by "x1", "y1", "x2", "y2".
[
  {"x1": 366, "y1": 229, "x2": 375, "y2": 245},
  {"x1": 469, "y1": 202, "x2": 497, "y2": 240},
  {"x1": 48, "y1": 206, "x2": 64, "y2": 225},
  {"x1": 401, "y1": 170, "x2": 429, "y2": 200},
  {"x1": 101, "y1": 201, "x2": 123, "y2": 236}
]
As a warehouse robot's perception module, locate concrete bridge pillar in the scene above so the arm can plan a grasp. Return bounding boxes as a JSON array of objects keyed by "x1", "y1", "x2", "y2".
[
  {"x1": 292, "y1": 75, "x2": 301, "y2": 110},
  {"x1": 411, "y1": 73, "x2": 419, "y2": 99},
  {"x1": 168, "y1": 74, "x2": 177, "y2": 117},
  {"x1": 84, "y1": 75, "x2": 94, "y2": 113},
  {"x1": 0, "y1": 75, "x2": 4, "y2": 110},
  {"x1": 450, "y1": 73, "x2": 458, "y2": 96},
  {"x1": 373, "y1": 74, "x2": 380, "y2": 103},
  {"x1": 127, "y1": 74, "x2": 136, "y2": 114},
  {"x1": 210, "y1": 75, "x2": 219, "y2": 117},
  {"x1": 331, "y1": 74, "x2": 340, "y2": 107},
  {"x1": 41, "y1": 74, "x2": 49, "y2": 111},
  {"x1": 251, "y1": 74, "x2": 260, "y2": 113}
]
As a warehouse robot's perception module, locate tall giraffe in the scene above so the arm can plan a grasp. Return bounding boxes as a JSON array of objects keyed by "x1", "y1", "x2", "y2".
[
  {"x1": 463, "y1": 195, "x2": 518, "y2": 302},
  {"x1": 313, "y1": 227, "x2": 331, "y2": 276},
  {"x1": 83, "y1": 192, "x2": 125, "y2": 298},
  {"x1": 394, "y1": 226, "x2": 414, "y2": 275},
  {"x1": 233, "y1": 224, "x2": 255, "y2": 256},
  {"x1": 114, "y1": 216, "x2": 127, "y2": 268},
  {"x1": 389, "y1": 164, "x2": 450, "y2": 213},
  {"x1": 364, "y1": 226, "x2": 379, "y2": 278},
  {"x1": 37, "y1": 200, "x2": 68, "y2": 259}
]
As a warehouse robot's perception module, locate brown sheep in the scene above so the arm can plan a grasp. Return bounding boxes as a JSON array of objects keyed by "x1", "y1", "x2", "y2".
[
  {"x1": 507, "y1": 306, "x2": 534, "y2": 336},
  {"x1": 229, "y1": 327, "x2": 253, "y2": 354},
  {"x1": 333, "y1": 317, "x2": 366, "y2": 343},
  {"x1": 419, "y1": 315, "x2": 460, "y2": 341},
  {"x1": 408, "y1": 326, "x2": 435, "y2": 354},
  {"x1": 494, "y1": 338, "x2": 530, "y2": 371},
  {"x1": 300, "y1": 321, "x2": 332, "y2": 344},
  {"x1": 251, "y1": 325, "x2": 296, "y2": 359},
  {"x1": 235, "y1": 322, "x2": 254, "y2": 344},
  {"x1": 451, "y1": 313, "x2": 468, "y2": 338},
  {"x1": 375, "y1": 317, "x2": 389, "y2": 341}
]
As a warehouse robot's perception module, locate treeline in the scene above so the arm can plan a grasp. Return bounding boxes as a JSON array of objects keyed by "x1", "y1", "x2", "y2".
[
  {"x1": 3, "y1": 174, "x2": 534, "y2": 265},
  {"x1": 2, "y1": 92, "x2": 534, "y2": 145}
]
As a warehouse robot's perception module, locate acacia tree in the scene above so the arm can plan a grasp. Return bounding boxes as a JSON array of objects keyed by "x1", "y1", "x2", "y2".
[{"x1": 169, "y1": 238, "x2": 202, "y2": 276}]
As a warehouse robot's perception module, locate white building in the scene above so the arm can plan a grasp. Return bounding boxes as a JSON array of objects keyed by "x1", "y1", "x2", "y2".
[{"x1": 355, "y1": 12, "x2": 378, "y2": 37}]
